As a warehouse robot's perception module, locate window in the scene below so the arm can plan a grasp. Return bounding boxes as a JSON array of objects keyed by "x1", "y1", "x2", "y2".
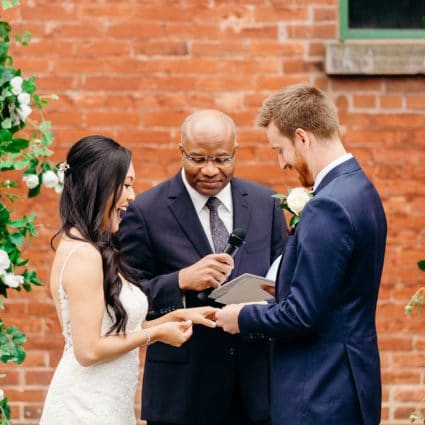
[{"x1": 340, "y1": 0, "x2": 425, "y2": 39}]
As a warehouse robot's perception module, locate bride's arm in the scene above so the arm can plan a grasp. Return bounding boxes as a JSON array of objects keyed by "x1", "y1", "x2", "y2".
[{"x1": 64, "y1": 245, "x2": 192, "y2": 367}]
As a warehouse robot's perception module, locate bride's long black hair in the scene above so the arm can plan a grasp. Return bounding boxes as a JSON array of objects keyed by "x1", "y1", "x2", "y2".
[{"x1": 52, "y1": 135, "x2": 140, "y2": 335}]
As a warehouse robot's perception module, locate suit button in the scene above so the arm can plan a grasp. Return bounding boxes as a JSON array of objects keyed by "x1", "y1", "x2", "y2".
[{"x1": 228, "y1": 347, "x2": 236, "y2": 356}]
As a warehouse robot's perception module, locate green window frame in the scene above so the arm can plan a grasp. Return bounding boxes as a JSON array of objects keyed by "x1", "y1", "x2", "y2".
[{"x1": 340, "y1": 0, "x2": 425, "y2": 39}]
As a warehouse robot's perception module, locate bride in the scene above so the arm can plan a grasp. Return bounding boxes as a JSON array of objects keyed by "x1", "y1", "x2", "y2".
[{"x1": 40, "y1": 135, "x2": 221, "y2": 425}]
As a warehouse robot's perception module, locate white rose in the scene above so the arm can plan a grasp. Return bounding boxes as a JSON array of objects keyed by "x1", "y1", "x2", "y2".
[
  {"x1": 42, "y1": 170, "x2": 59, "y2": 188},
  {"x1": 17, "y1": 104, "x2": 32, "y2": 122},
  {"x1": 23, "y1": 173, "x2": 39, "y2": 189},
  {"x1": 0, "y1": 389, "x2": 4, "y2": 401},
  {"x1": 54, "y1": 183, "x2": 63, "y2": 194},
  {"x1": 0, "y1": 249, "x2": 10, "y2": 271},
  {"x1": 3, "y1": 273, "x2": 24, "y2": 288},
  {"x1": 286, "y1": 188, "x2": 312, "y2": 216},
  {"x1": 17, "y1": 92, "x2": 31, "y2": 105},
  {"x1": 10, "y1": 76, "x2": 23, "y2": 95}
]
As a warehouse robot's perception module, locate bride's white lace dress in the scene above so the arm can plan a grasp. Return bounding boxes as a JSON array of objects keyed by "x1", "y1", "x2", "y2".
[{"x1": 40, "y1": 247, "x2": 148, "y2": 425}]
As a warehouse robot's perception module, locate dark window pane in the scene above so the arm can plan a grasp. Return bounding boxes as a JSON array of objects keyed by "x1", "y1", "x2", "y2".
[{"x1": 349, "y1": 0, "x2": 425, "y2": 29}]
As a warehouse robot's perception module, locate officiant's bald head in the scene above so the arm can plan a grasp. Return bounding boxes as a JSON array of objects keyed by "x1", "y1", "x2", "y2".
[
  {"x1": 180, "y1": 109, "x2": 236, "y2": 148},
  {"x1": 179, "y1": 109, "x2": 237, "y2": 197}
]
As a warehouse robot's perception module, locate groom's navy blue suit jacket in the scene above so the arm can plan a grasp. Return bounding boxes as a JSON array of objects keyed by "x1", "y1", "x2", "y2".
[
  {"x1": 240, "y1": 158, "x2": 387, "y2": 425},
  {"x1": 119, "y1": 172, "x2": 286, "y2": 424}
]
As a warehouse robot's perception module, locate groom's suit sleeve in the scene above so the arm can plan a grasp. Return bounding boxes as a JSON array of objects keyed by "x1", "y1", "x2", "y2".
[
  {"x1": 119, "y1": 201, "x2": 184, "y2": 313},
  {"x1": 239, "y1": 196, "x2": 355, "y2": 338}
]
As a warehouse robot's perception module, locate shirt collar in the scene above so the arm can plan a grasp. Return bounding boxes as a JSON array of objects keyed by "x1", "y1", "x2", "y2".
[
  {"x1": 313, "y1": 153, "x2": 353, "y2": 192},
  {"x1": 181, "y1": 169, "x2": 232, "y2": 213}
]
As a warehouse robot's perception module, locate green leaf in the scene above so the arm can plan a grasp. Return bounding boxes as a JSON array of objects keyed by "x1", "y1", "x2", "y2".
[
  {"x1": 39, "y1": 121, "x2": 54, "y2": 146},
  {"x1": 12, "y1": 158, "x2": 30, "y2": 170},
  {"x1": 418, "y1": 260, "x2": 425, "y2": 272},
  {"x1": 1, "y1": 0, "x2": 20, "y2": 9},
  {"x1": 0, "y1": 21, "x2": 11, "y2": 39},
  {"x1": 12, "y1": 332, "x2": 26, "y2": 345},
  {"x1": 1, "y1": 117, "x2": 11, "y2": 129},
  {"x1": 8, "y1": 232, "x2": 25, "y2": 246},
  {"x1": 22, "y1": 76, "x2": 36, "y2": 94},
  {"x1": 0, "y1": 159, "x2": 14, "y2": 171},
  {"x1": 0, "y1": 66, "x2": 13, "y2": 87},
  {"x1": 0, "y1": 128, "x2": 12, "y2": 141},
  {"x1": 33, "y1": 93, "x2": 45, "y2": 110},
  {"x1": 15, "y1": 344, "x2": 26, "y2": 364},
  {"x1": 24, "y1": 269, "x2": 41, "y2": 285},
  {"x1": 289, "y1": 215, "x2": 300, "y2": 228},
  {"x1": 0, "y1": 202, "x2": 10, "y2": 224},
  {"x1": 12, "y1": 138, "x2": 30, "y2": 149},
  {"x1": 14, "y1": 31, "x2": 32, "y2": 47}
]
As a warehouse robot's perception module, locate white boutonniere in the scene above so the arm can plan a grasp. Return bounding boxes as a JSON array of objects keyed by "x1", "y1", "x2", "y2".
[{"x1": 273, "y1": 187, "x2": 313, "y2": 232}]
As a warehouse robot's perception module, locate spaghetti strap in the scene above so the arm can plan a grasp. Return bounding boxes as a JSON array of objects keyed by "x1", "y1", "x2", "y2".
[{"x1": 59, "y1": 244, "x2": 86, "y2": 286}]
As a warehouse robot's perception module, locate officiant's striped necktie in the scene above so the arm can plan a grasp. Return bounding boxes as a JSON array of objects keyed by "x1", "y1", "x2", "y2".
[{"x1": 206, "y1": 197, "x2": 229, "y2": 253}]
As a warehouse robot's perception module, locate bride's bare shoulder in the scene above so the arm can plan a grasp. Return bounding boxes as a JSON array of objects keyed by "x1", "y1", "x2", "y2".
[{"x1": 53, "y1": 239, "x2": 102, "y2": 283}]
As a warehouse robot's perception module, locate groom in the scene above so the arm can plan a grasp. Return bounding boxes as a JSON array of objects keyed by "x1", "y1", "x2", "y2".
[{"x1": 216, "y1": 84, "x2": 387, "y2": 425}]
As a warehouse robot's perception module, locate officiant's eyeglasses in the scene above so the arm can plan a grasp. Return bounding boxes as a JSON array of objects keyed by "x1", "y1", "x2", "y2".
[{"x1": 181, "y1": 148, "x2": 235, "y2": 167}]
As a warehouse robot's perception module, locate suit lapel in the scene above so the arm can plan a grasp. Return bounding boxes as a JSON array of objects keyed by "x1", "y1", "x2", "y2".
[
  {"x1": 230, "y1": 179, "x2": 251, "y2": 278},
  {"x1": 167, "y1": 172, "x2": 213, "y2": 258}
]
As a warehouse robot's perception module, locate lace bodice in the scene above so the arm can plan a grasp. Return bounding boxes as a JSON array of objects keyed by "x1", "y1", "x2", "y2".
[{"x1": 40, "y1": 244, "x2": 148, "y2": 425}]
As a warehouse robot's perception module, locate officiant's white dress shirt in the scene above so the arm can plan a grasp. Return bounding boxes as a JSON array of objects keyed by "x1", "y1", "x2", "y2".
[{"x1": 181, "y1": 169, "x2": 233, "y2": 253}]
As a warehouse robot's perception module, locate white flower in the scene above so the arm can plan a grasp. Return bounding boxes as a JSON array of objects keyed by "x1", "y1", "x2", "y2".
[
  {"x1": 17, "y1": 104, "x2": 32, "y2": 122},
  {"x1": 23, "y1": 174, "x2": 39, "y2": 189},
  {"x1": 54, "y1": 183, "x2": 63, "y2": 194},
  {"x1": 10, "y1": 76, "x2": 23, "y2": 95},
  {"x1": 17, "y1": 92, "x2": 31, "y2": 105},
  {"x1": 0, "y1": 389, "x2": 3, "y2": 401},
  {"x1": 57, "y1": 170, "x2": 64, "y2": 185},
  {"x1": 0, "y1": 249, "x2": 10, "y2": 272},
  {"x1": 3, "y1": 273, "x2": 24, "y2": 288},
  {"x1": 286, "y1": 188, "x2": 312, "y2": 216},
  {"x1": 42, "y1": 170, "x2": 59, "y2": 188}
]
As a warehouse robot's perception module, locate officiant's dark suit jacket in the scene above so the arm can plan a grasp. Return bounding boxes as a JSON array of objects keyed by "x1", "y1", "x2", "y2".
[
  {"x1": 239, "y1": 157, "x2": 387, "y2": 425},
  {"x1": 119, "y1": 172, "x2": 286, "y2": 425}
]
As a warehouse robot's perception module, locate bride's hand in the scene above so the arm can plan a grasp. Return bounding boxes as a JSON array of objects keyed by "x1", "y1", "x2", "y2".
[
  {"x1": 156, "y1": 320, "x2": 193, "y2": 347},
  {"x1": 177, "y1": 306, "x2": 218, "y2": 328}
]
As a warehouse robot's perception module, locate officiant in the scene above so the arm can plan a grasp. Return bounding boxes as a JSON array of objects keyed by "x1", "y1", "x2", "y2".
[{"x1": 119, "y1": 109, "x2": 287, "y2": 425}]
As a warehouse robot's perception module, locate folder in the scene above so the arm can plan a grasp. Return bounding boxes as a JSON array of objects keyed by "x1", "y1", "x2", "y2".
[{"x1": 209, "y1": 273, "x2": 275, "y2": 305}]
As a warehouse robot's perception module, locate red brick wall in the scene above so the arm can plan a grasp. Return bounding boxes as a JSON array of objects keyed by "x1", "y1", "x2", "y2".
[{"x1": 1, "y1": 1, "x2": 424, "y2": 424}]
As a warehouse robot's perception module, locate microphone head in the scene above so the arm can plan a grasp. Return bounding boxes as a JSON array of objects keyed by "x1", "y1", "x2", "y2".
[{"x1": 228, "y1": 228, "x2": 246, "y2": 247}]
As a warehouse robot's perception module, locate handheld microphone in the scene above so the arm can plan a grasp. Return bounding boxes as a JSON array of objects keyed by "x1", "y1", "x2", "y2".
[
  {"x1": 197, "y1": 228, "x2": 247, "y2": 303},
  {"x1": 223, "y1": 228, "x2": 246, "y2": 256}
]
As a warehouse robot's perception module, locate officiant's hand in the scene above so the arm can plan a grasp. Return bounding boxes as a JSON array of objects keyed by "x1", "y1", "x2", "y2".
[
  {"x1": 175, "y1": 306, "x2": 218, "y2": 328},
  {"x1": 215, "y1": 304, "x2": 244, "y2": 334},
  {"x1": 178, "y1": 253, "x2": 234, "y2": 292}
]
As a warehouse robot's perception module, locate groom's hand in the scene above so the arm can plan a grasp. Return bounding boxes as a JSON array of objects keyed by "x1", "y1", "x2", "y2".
[{"x1": 215, "y1": 304, "x2": 244, "y2": 334}]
